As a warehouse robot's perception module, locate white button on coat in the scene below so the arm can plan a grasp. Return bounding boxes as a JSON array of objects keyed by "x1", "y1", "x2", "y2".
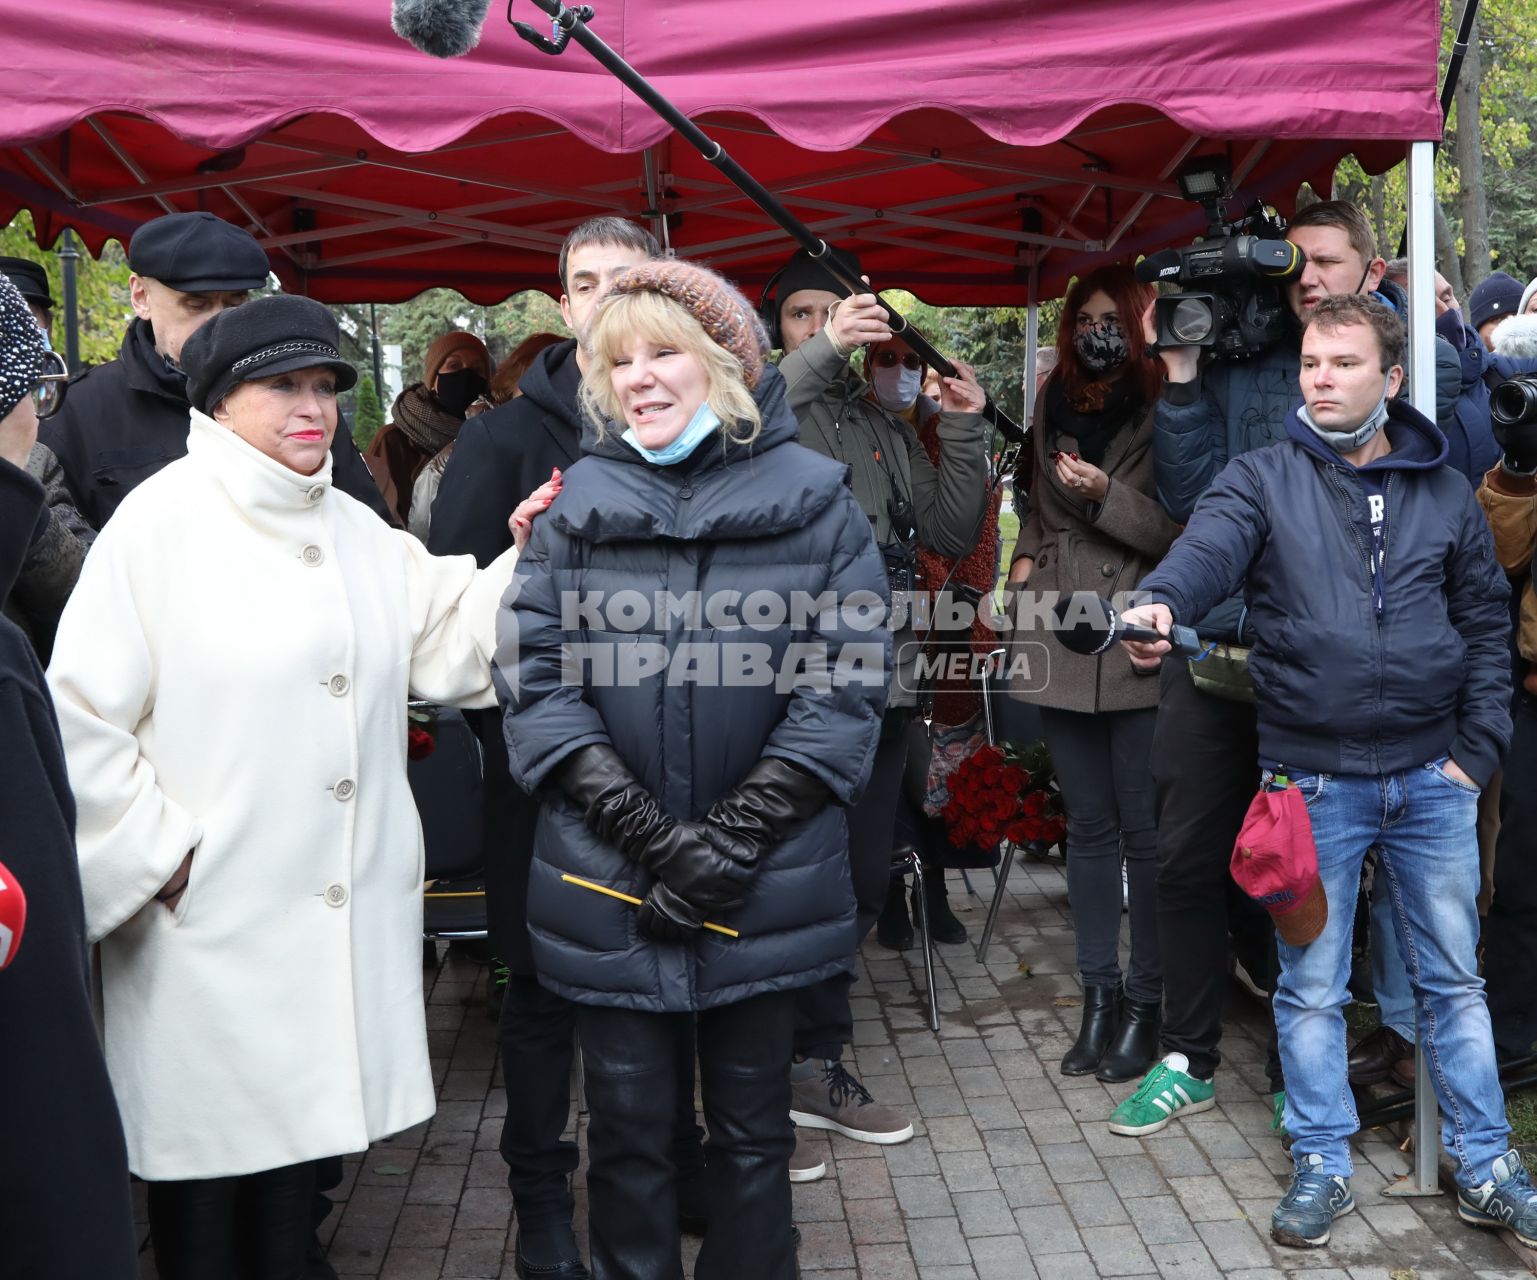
[
  {"x1": 301, "y1": 544, "x2": 324, "y2": 566},
  {"x1": 333, "y1": 778, "x2": 355, "y2": 801},
  {"x1": 328, "y1": 673, "x2": 350, "y2": 696},
  {"x1": 324, "y1": 883, "x2": 349, "y2": 907}
]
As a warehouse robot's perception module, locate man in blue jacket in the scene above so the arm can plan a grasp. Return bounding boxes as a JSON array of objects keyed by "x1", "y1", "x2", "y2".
[
  {"x1": 1109, "y1": 200, "x2": 1396, "y2": 1140},
  {"x1": 1122, "y1": 294, "x2": 1534, "y2": 1251}
]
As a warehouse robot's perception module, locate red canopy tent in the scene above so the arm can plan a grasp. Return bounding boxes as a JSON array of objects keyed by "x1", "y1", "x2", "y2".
[{"x1": 1, "y1": 0, "x2": 1441, "y2": 305}]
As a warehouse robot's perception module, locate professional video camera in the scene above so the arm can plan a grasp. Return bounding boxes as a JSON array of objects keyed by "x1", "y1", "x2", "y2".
[{"x1": 1136, "y1": 157, "x2": 1305, "y2": 361}]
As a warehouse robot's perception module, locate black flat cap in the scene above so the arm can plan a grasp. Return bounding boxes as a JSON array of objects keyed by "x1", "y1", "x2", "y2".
[
  {"x1": 128, "y1": 212, "x2": 271, "y2": 293},
  {"x1": 0, "y1": 256, "x2": 54, "y2": 310},
  {"x1": 181, "y1": 294, "x2": 357, "y2": 415}
]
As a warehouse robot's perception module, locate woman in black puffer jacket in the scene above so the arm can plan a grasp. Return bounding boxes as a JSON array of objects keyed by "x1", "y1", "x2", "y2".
[{"x1": 496, "y1": 260, "x2": 889, "y2": 1280}]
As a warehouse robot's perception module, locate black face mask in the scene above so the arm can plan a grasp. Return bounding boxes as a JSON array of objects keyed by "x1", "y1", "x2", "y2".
[{"x1": 432, "y1": 368, "x2": 488, "y2": 417}]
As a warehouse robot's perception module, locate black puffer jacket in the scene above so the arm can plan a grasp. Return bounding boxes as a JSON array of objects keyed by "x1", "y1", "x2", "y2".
[
  {"x1": 1141, "y1": 398, "x2": 1512, "y2": 786},
  {"x1": 496, "y1": 366, "x2": 890, "y2": 1012},
  {"x1": 39, "y1": 318, "x2": 392, "y2": 531}
]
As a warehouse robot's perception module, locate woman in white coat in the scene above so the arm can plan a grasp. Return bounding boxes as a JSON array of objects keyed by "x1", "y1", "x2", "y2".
[{"x1": 46, "y1": 295, "x2": 554, "y2": 1279}]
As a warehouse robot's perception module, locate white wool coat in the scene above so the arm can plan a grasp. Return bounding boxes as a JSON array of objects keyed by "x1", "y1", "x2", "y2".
[{"x1": 47, "y1": 412, "x2": 519, "y2": 1181}]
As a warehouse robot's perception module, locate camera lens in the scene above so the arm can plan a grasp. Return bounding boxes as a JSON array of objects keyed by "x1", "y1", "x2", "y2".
[
  {"x1": 1492, "y1": 376, "x2": 1537, "y2": 428},
  {"x1": 1169, "y1": 298, "x2": 1214, "y2": 345}
]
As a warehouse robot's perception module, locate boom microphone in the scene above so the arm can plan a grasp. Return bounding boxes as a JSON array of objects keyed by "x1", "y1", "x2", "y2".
[
  {"x1": 392, "y1": 0, "x2": 492, "y2": 57},
  {"x1": 1051, "y1": 592, "x2": 1202, "y2": 658}
]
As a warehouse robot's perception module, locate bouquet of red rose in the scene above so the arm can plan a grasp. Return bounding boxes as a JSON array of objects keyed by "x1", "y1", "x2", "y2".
[
  {"x1": 407, "y1": 704, "x2": 438, "y2": 761},
  {"x1": 940, "y1": 740, "x2": 1067, "y2": 854}
]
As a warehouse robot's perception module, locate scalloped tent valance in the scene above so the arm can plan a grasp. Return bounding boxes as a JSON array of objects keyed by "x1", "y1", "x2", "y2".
[{"x1": 0, "y1": 0, "x2": 1442, "y2": 304}]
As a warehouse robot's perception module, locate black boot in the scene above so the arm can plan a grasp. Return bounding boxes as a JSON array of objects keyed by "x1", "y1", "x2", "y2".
[
  {"x1": 1061, "y1": 984, "x2": 1121, "y2": 1076},
  {"x1": 1096, "y1": 997, "x2": 1162, "y2": 1083},
  {"x1": 876, "y1": 877, "x2": 914, "y2": 950},
  {"x1": 915, "y1": 871, "x2": 967, "y2": 945}
]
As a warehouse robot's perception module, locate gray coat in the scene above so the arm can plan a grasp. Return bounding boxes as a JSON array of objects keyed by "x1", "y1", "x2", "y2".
[
  {"x1": 1008, "y1": 404, "x2": 1179, "y2": 714},
  {"x1": 2, "y1": 442, "x2": 89, "y2": 665},
  {"x1": 496, "y1": 367, "x2": 890, "y2": 1012},
  {"x1": 780, "y1": 329, "x2": 989, "y2": 706}
]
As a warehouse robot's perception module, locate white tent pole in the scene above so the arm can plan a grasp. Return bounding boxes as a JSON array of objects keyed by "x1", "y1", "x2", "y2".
[
  {"x1": 1404, "y1": 136, "x2": 1442, "y2": 1199},
  {"x1": 1406, "y1": 141, "x2": 1437, "y2": 423}
]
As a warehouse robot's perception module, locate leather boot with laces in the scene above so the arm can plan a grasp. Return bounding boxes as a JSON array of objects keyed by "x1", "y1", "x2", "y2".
[{"x1": 789, "y1": 1058, "x2": 914, "y2": 1144}]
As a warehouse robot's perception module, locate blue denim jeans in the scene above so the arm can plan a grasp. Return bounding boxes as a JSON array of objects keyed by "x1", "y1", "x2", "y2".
[
  {"x1": 1271, "y1": 761, "x2": 1510, "y2": 1186},
  {"x1": 1370, "y1": 870, "x2": 1416, "y2": 1041}
]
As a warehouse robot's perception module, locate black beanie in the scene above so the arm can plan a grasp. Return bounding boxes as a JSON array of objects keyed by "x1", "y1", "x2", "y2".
[
  {"x1": 768, "y1": 246, "x2": 866, "y2": 314},
  {"x1": 0, "y1": 276, "x2": 45, "y2": 421}
]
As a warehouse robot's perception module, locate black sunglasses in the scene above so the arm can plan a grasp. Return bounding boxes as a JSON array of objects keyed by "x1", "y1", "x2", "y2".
[{"x1": 871, "y1": 350, "x2": 923, "y2": 371}]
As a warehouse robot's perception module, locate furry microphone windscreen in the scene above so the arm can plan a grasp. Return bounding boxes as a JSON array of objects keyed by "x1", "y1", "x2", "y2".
[
  {"x1": 391, "y1": 0, "x2": 492, "y2": 57},
  {"x1": 1492, "y1": 315, "x2": 1537, "y2": 361}
]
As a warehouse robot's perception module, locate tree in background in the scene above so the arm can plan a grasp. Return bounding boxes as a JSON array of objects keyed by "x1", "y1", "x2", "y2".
[
  {"x1": 351, "y1": 375, "x2": 385, "y2": 451},
  {"x1": 1334, "y1": 0, "x2": 1537, "y2": 298},
  {"x1": 0, "y1": 212, "x2": 131, "y2": 366}
]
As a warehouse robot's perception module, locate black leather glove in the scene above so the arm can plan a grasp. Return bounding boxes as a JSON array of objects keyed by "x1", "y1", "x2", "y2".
[
  {"x1": 553, "y1": 745, "x2": 752, "y2": 914},
  {"x1": 1495, "y1": 417, "x2": 1537, "y2": 476},
  {"x1": 702, "y1": 758, "x2": 831, "y2": 862},
  {"x1": 636, "y1": 882, "x2": 706, "y2": 941}
]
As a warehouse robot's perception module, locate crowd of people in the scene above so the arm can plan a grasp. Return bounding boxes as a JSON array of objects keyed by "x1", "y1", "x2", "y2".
[{"x1": 3, "y1": 192, "x2": 1537, "y2": 1277}]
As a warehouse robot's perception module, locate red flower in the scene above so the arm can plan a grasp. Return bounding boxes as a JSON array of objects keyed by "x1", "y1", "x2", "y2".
[
  {"x1": 1021, "y1": 790, "x2": 1048, "y2": 817},
  {"x1": 407, "y1": 726, "x2": 436, "y2": 761}
]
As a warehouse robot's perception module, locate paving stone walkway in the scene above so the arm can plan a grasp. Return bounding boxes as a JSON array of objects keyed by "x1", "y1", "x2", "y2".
[{"x1": 134, "y1": 856, "x2": 1537, "y2": 1278}]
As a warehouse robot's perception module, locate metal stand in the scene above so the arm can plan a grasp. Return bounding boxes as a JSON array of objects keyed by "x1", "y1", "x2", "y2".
[
  {"x1": 976, "y1": 843, "x2": 1016, "y2": 963},
  {"x1": 1383, "y1": 1045, "x2": 1442, "y2": 1197},
  {"x1": 900, "y1": 849, "x2": 941, "y2": 1033}
]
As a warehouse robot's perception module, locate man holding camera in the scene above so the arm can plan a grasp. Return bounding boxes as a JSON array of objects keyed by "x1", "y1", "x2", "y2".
[
  {"x1": 765, "y1": 247, "x2": 988, "y2": 1154},
  {"x1": 1123, "y1": 293, "x2": 1534, "y2": 1251},
  {"x1": 1108, "y1": 200, "x2": 1396, "y2": 1138}
]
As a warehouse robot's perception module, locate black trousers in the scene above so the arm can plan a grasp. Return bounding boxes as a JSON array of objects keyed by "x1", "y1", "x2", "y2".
[
  {"x1": 793, "y1": 707, "x2": 910, "y2": 1060},
  {"x1": 148, "y1": 1162, "x2": 317, "y2": 1280},
  {"x1": 578, "y1": 991, "x2": 798, "y2": 1280},
  {"x1": 1486, "y1": 692, "x2": 1537, "y2": 1060},
  {"x1": 496, "y1": 973, "x2": 704, "y2": 1223},
  {"x1": 1152, "y1": 660, "x2": 1283, "y2": 1089}
]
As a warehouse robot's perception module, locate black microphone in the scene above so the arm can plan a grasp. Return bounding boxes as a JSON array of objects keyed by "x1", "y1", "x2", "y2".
[
  {"x1": 392, "y1": 0, "x2": 493, "y2": 57},
  {"x1": 1134, "y1": 249, "x2": 1184, "y2": 284},
  {"x1": 1051, "y1": 592, "x2": 1202, "y2": 657}
]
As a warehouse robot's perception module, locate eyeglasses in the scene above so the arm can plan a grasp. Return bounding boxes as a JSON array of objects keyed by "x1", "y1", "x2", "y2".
[
  {"x1": 32, "y1": 350, "x2": 69, "y2": 419},
  {"x1": 871, "y1": 350, "x2": 923, "y2": 371}
]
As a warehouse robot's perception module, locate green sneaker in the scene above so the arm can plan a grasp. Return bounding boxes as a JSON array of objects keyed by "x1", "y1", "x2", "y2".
[
  {"x1": 1272, "y1": 1090, "x2": 1291, "y2": 1148},
  {"x1": 1108, "y1": 1054, "x2": 1216, "y2": 1136}
]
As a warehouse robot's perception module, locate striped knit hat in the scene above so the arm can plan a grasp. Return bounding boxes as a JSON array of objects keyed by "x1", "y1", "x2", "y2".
[{"x1": 606, "y1": 259, "x2": 770, "y2": 389}]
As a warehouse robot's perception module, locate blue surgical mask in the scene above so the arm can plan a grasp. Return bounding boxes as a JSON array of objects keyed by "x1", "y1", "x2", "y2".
[
  {"x1": 1299, "y1": 370, "x2": 1394, "y2": 453},
  {"x1": 872, "y1": 362, "x2": 922, "y2": 412},
  {"x1": 623, "y1": 401, "x2": 721, "y2": 466}
]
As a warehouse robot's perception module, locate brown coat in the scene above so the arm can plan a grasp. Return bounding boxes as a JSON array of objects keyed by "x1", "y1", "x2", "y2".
[
  {"x1": 1006, "y1": 404, "x2": 1180, "y2": 714},
  {"x1": 364, "y1": 423, "x2": 433, "y2": 525},
  {"x1": 1476, "y1": 465, "x2": 1537, "y2": 694}
]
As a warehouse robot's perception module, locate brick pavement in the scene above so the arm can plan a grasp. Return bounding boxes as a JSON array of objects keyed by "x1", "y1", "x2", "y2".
[{"x1": 133, "y1": 856, "x2": 1537, "y2": 1278}]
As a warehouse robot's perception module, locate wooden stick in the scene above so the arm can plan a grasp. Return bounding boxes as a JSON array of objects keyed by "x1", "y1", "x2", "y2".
[{"x1": 560, "y1": 873, "x2": 740, "y2": 938}]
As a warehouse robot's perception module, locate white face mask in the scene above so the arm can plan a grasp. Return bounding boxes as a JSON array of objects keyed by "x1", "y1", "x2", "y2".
[{"x1": 872, "y1": 362, "x2": 922, "y2": 411}]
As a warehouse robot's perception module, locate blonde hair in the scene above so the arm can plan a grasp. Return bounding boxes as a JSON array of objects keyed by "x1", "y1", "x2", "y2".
[{"x1": 580, "y1": 289, "x2": 762, "y2": 446}]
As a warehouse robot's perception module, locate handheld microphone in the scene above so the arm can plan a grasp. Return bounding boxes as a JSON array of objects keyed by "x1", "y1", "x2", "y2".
[
  {"x1": 1051, "y1": 592, "x2": 1202, "y2": 658},
  {"x1": 1134, "y1": 249, "x2": 1184, "y2": 284},
  {"x1": 0, "y1": 859, "x2": 26, "y2": 970},
  {"x1": 392, "y1": 0, "x2": 493, "y2": 57}
]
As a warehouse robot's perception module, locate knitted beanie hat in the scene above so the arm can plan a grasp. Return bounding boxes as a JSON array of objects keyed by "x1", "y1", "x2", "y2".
[
  {"x1": 606, "y1": 260, "x2": 770, "y2": 389},
  {"x1": 0, "y1": 274, "x2": 45, "y2": 421},
  {"x1": 423, "y1": 330, "x2": 491, "y2": 384}
]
